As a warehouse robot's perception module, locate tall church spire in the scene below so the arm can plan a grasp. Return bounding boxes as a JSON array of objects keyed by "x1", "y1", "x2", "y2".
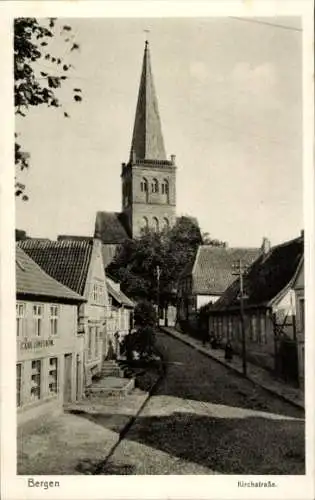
[{"x1": 130, "y1": 41, "x2": 167, "y2": 162}]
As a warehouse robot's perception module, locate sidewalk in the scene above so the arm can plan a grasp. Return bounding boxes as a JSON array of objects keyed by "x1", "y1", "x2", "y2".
[{"x1": 161, "y1": 326, "x2": 304, "y2": 410}]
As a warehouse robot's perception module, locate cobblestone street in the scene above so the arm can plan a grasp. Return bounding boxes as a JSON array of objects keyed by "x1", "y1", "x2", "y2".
[{"x1": 101, "y1": 331, "x2": 305, "y2": 475}]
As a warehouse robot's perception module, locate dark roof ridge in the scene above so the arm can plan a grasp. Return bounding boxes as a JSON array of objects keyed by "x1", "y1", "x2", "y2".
[
  {"x1": 269, "y1": 234, "x2": 303, "y2": 251},
  {"x1": 21, "y1": 238, "x2": 93, "y2": 248}
]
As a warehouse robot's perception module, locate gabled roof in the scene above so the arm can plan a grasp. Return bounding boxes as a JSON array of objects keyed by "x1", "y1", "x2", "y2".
[
  {"x1": 16, "y1": 246, "x2": 85, "y2": 303},
  {"x1": 191, "y1": 245, "x2": 260, "y2": 295},
  {"x1": 18, "y1": 239, "x2": 94, "y2": 296},
  {"x1": 101, "y1": 243, "x2": 119, "y2": 269},
  {"x1": 212, "y1": 235, "x2": 304, "y2": 311},
  {"x1": 106, "y1": 277, "x2": 135, "y2": 308},
  {"x1": 95, "y1": 211, "x2": 130, "y2": 244},
  {"x1": 129, "y1": 41, "x2": 167, "y2": 162}
]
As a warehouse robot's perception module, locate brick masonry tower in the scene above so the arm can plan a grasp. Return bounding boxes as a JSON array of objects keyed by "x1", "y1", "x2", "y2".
[{"x1": 121, "y1": 41, "x2": 177, "y2": 239}]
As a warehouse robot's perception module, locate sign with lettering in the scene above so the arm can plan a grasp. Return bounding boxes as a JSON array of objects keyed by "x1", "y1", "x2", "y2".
[{"x1": 20, "y1": 339, "x2": 55, "y2": 350}]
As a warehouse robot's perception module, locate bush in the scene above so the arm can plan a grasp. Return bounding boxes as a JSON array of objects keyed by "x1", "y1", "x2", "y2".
[{"x1": 134, "y1": 300, "x2": 157, "y2": 327}]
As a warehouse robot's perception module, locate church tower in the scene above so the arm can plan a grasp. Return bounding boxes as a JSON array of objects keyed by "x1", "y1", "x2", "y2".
[{"x1": 121, "y1": 41, "x2": 177, "y2": 238}]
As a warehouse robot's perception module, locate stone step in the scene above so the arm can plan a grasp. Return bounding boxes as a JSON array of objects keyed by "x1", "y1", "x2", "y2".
[
  {"x1": 101, "y1": 368, "x2": 124, "y2": 378},
  {"x1": 88, "y1": 376, "x2": 135, "y2": 398}
]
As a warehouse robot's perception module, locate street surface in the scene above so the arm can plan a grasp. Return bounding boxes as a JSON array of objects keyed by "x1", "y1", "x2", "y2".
[{"x1": 100, "y1": 331, "x2": 305, "y2": 475}]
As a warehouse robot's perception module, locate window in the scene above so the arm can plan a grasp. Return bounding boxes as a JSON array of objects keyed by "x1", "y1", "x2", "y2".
[
  {"x1": 16, "y1": 303, "x2": 25, "y2": 337},
  {"x1": 140, "y1": 178, "x2": 148, "y2": 192},
  {"x1": 16, "y1": 364, "x2": 22, "y2": 407},
  {"x1": 151, "y1": 178, "x2": 159, "y2": 193},
  {"x1": 228, "y1": 317, "x2": 233, "y2": 340},
  {"x1": 251, "y1": 316, "x2": 258, "y2": 342},
  {"x1": 50, "y1": 305, "x2": 58, "y2": 336},
  {"x1": 91, "y1": 284, "x2": 104, "y2": 304},
  {"x1": 161, "y1": 179, "x2": 169, "y2": 195},
  {"x1": 31, "y1": 359, "x2": 41, "y2": 401},
  {"x1": 49, "y1": 358, "x2": 58, "y2": 394},
  {"x1": 259, "y1": 315, "x2": 266, "y2": 343},
  {"x1": 142, "y1": 216, "x2": 149, "y2": 232},
  {"x1": 33, "y1": 305, "x2": 43, "y2": 336},
  {"x1": 162, "y1": 218, "x2": 169, "y2": 231},
  {"x1": 152, "y1": 217, "x2": 159, "y2": 232}
]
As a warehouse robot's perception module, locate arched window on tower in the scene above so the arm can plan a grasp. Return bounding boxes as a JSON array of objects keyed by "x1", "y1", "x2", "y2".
[
  {"x1": 142, "y1": 216, "x2": 149, "y2": 233},
  {"x1": 161, "y1": 179, "x2": 169, "y2": 203},
  {"x1": 162, "y1": 217, "x2": 169, "y2": 231},
  {"x1": 140, "y1": 178, "x2": 148, "y2": 202},
  {"x1": 152, "y1": 217, "x2": 159, "y2": 233},
  {"x1": 151, "y1": 178, "x2": 159, "y2": 193}
]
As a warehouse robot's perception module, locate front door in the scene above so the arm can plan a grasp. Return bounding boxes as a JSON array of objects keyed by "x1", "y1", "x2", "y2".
[{"x1": 64, "y1": 354, "x2": 72, "y2": 403}]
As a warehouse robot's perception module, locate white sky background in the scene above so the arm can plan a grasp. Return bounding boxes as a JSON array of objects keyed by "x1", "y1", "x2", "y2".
[{"x1": 15, "y1": 16, "x2": 302, "y2": 247}]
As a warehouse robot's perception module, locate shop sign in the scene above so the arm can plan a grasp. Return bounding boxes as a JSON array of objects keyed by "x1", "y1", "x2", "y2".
[{"x1": 20, "y1": 339, "x2": 55, "y2": 350}]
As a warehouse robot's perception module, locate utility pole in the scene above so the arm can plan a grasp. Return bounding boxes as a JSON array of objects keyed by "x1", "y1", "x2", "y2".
[
  {"x1": 232, "y1": 259, "x2": 248, "y2": 376},
  {"x1": 156, "y1": 265, "x2": 161, "y2": 329}
]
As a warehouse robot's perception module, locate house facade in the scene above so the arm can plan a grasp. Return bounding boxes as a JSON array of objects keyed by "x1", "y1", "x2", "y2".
[
  {"x1": 106, "y1": 277, "x2": 135, "y2": 358},
  {"x1": 207, "y1": 233, "x2": 304, "y2": 380},
  {"x1": 19, "y1": 238, "x2": 110, "y2": 387},
  {"x1": 16, "y1": 247, "x2": 86, "y2": 424},
  {"x1": 292, "y1": 258, "x2": 305, "y2": 388},
  {"x1": 177, "y1": 245, "x2": 260, "y2": 332}
]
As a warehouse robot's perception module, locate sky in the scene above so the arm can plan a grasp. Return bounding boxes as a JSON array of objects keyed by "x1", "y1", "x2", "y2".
[{"x1": 15, "y1": 16, "x2": 303, "y2": 248}]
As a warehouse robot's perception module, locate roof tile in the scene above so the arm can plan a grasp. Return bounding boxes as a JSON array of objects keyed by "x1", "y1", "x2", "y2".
[
  {"x1": 18, "y1": 239, "x2": 93, "y2": 295},
  {"x1": 16, "y1": 246, "x2": 85, "y2": 303},
  {"x1": 192, "y1": 246, "x2": 260, "y2": 295}
]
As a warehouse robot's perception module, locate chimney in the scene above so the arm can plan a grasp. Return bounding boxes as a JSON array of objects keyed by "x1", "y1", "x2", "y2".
[
  {"x1": 261, "y1": 237, "x2": 271, "y2": 255},
  {"x1": 300, "y1": 229, "x2": 304, "y2": 238},
  {"x1": 170, "y1": 154, "x2": 176, "y2": 164}
]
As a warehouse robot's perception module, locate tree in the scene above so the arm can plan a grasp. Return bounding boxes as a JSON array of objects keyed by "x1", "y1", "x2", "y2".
[
  {"x1": 202, "y1": 232, "x2": 226, "y2": 247},
  {"x1": 107, "y1": 216, "x2": 205, "y2": 315},
  {"x1": 15, "y1": 17, "x2": 82, "y2": 199},
  {"x1": 134, "y1": 300, "x2": 157, "y2": 327}
]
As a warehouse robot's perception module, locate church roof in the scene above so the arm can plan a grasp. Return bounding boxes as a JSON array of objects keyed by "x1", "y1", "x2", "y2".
[
  {"x1": 95, "y1": 212, "x2": 130, "y2": 244},
  {"x1": 18, "y1": 239, "x2": 93, "y2": 296},
  {"x1": 130, "y1": 41, "x2": 167, "y2": 162},
  {"x1": 16, "y1": 246, "x2": 86, "y2": 303}
]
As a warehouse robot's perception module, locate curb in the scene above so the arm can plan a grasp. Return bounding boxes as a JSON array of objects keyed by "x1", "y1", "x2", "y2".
[
  {"x1": 161, "y1": 327, "x2": 304, "y2": 412},
  {"x1": 94, "y1": 358, "x2": 166, "y2": 474}
]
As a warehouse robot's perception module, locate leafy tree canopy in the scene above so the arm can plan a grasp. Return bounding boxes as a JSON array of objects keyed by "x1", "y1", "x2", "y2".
[
  {"x1": 15, "y1": 17, "x2": 82, "y2": 199},
  {"x1": 107, "y1": 216, "x2": 225, "y2": 307}
]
